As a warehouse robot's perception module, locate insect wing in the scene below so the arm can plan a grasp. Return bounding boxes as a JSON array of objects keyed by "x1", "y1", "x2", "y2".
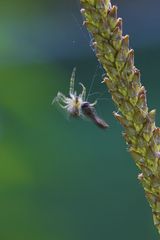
[{"x1": 81, "y1": 102, "x2": 109, "y2": 129}]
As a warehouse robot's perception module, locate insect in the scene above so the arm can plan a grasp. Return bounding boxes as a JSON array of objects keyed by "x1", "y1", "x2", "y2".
[{"x1": 52, "y1": 68, "x2": 109, "y2": 129}]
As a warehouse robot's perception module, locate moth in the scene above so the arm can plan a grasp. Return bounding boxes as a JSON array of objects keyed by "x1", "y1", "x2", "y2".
[{"x1": 53, "y1": 68, "x2": 109, "y2": 129}]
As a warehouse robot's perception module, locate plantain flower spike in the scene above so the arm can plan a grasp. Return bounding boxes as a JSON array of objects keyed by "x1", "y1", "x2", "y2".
[{"x1": 80, "y1": 0, "x2": 160, "y2": 234}]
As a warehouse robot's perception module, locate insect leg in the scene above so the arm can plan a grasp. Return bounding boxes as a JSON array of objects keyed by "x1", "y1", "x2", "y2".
[
  {"x1": 58, "y1": 103, "x2": 68, "y2": 109},
  {"x1": 52, "y1": 92, "x2": 68, "y2": 104},
  {"x1": 90, "y1": 100, "x2": 97, "y2": 107},
  {"x1": 79, "y1": 82, "x2": 86, "y2": 100},
  {"x1": 69, "y1": 67, "x2": 76, "y2": 97},
  {"x1": 52, "y1": 96, "x2": 57, "y2": 105}
]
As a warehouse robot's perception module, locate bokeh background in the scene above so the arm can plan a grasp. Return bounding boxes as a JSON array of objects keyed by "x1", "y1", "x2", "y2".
[{"x1": 0, "y1": 0, "x2": 160, "y2": 239}]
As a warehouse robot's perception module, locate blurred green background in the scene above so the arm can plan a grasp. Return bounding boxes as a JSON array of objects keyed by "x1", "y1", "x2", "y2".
[{"x1": 0, "y1": 0, "x2": 160, "y2": 239}]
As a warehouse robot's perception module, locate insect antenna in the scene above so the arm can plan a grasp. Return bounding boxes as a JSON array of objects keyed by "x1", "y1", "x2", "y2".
[
  {"x1": 71, "y1": 13, "x2": 104, "y2": 102},
  {"x1": 71, "y1": 13, "x2": 96, "y2": 55},
  {"x1": 86, "y1": 65, "x2": 100, "y2": 101}
]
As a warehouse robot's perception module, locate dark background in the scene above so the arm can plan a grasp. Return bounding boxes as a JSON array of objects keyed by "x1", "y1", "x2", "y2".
[{"x1": 0, "y1": 0, "x2": 160, "y2": 239}]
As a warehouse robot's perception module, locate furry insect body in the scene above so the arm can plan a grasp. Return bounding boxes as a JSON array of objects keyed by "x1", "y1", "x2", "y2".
[
  {"x1": 69, "y1": 96, "x2": 80, "y2": 117},
  {"x1": 53, "y1": 68, "x2": 109, "y2": 129}
]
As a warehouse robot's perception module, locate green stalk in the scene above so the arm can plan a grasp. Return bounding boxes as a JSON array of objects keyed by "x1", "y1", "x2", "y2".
[{"x1": 80, "y1": 0, "x2": 160, "y2": 234}]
